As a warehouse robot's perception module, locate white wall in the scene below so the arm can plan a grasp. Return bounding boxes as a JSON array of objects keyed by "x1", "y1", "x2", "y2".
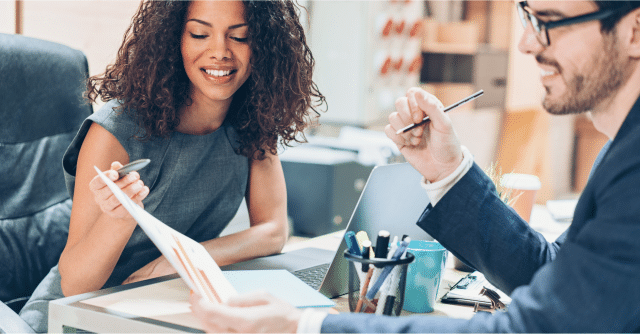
[
  {"x1": 0, "y1": 1, "x2": 16, "y2": 34},
  {"x1": 21, "y1": 1, "x2": 140, "y2": 83}
]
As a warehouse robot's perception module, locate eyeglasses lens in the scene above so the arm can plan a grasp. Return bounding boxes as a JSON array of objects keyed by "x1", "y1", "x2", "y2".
[
  {"x1": 517, "y1": 3, "x2": 549, "y2": 46},
  {"x1": 517, "y1": 4, "x2": 529, "y2": 29}
]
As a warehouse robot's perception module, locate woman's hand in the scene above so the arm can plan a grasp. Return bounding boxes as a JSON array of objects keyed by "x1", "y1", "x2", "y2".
[
  {"x1": 88, "y1": 161, "x2": 150, "y2": 220},
  {"x1": 384, "y1": 87, "x2": 463, "y2": 183},
  {"x1": 122, "y1": 256, "x2": 176, "y2": 285}
]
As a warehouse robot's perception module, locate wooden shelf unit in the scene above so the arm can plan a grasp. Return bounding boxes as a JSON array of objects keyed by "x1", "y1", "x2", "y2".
[{"x1": 420, "y1": 1, "x2": 513, "y2": 109}]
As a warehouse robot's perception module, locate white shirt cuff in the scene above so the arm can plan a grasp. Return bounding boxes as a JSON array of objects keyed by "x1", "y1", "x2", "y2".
[
  {"x1": 296, "y1": 308, "x2": 328, "y2": 334},
  {"x1": 421, "y1": 146, "x2": 474, "y2": 206}
]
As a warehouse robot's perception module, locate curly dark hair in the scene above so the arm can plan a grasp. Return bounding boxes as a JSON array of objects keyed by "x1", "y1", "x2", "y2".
[{"x1": 86, "y1": 0, "x2": 325, "y2": 160}]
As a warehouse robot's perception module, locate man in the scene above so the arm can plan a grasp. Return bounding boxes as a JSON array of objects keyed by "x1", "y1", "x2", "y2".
[{"x1": 190, "y1": 1, "x2": 640, "y2": 332}]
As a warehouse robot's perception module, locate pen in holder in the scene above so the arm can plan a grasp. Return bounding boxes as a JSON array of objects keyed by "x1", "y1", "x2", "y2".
[{"x1": 344, "y1": 249, "x2": 414, "y2": 316}]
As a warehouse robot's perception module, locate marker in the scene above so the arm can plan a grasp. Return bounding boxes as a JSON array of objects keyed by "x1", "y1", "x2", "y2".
[
  {"x1": 383, "y1": 239, "x2": 404, "y2": 315},
  {"x1": 366, "y1": 238, "x2": 410, "y2": 300},
  {"x1": 374, "y1": 230, "x2": 390, "y2": 268},
  {"x1": 382, "y1": 295, "x2": 396, "y2": 315},
  {"x1": 117, "y1": 159, "x2": 151, "y2": 178},
  {"x1": 344, "y1": 231, "x2": 362, "y2": 256},
  {"x1": 355, "y1": 231, "x2": 370, "y2": 248},
  {"x1": 361, "y1": 240, "x2": 371, "y2": 273},
  {"x1": 377, "y1": 236, "x2": 399, "y2": 315},
  {"x1": 376, "y1": 289, "x2": 388, "y2": 315}
]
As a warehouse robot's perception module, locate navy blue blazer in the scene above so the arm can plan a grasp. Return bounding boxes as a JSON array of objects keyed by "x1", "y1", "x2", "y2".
[{"x1": 322, "y1": 98, "x2": 640, "y2": 332}]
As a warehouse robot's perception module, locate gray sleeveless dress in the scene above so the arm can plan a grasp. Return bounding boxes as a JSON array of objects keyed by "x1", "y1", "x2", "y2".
[{"x1": 20, "y1": 99, "x2": 249, "y2": 332}]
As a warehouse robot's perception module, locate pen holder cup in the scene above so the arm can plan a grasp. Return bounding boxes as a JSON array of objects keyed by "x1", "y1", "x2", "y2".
[{"x1": 344, "y1": 250, "x2": 415, "y2": 316}]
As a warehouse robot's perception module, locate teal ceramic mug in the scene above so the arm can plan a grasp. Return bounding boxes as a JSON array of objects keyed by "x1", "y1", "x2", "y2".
[{"x1": 402, "y1": 240, "x2": 448, "y2": 313}]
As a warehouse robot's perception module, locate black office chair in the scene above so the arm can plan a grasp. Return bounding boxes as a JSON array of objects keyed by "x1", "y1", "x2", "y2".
[{"x1": 0, "y1": 33, "x2": 92, "y2": 333}]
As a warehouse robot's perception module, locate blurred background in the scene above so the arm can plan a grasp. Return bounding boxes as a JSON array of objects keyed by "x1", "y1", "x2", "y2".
[{"x1": 1, "y1": 0, "x2": 607, "y2": 236}]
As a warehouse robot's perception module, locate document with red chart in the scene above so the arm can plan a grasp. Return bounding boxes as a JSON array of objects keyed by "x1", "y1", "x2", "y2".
[{"x1": 94, "y1": 166, "x2": 238, "y2": 304}]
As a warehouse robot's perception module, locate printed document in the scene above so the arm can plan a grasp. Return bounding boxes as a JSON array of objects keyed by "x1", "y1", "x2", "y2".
[{"x1": 94, "y1": 166, "x2": 237, "y2": 304}]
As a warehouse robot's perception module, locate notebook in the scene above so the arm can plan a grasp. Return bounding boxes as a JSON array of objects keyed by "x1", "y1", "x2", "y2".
[{"x1": 221, "y1": 162, "x2": 432, "y2": 298}]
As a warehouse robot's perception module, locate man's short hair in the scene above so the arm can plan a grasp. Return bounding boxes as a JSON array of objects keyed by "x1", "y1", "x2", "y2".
[{"x1": 594, "y1": 1, "x2": 640, "y2": 32}]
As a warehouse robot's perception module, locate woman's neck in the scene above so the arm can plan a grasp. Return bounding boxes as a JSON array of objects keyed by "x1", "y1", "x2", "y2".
[{"x1": 176, "y1": 96, "x2": 232, "y2": 135}]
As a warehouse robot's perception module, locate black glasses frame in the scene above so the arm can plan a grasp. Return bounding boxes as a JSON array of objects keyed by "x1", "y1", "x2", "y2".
[{"x1": 517, "y1": 1, "x2": 622, "y2": 46}]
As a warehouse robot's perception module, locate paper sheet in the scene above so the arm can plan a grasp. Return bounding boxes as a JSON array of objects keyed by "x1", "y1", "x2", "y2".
[{"x1": 94, "y1": 167, "x2": 237, "y2": 304}]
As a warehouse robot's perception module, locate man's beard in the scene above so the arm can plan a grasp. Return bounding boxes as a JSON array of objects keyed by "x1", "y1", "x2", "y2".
[{"x1": 540, "y1": 33, "x2": 628, "y2": 115}]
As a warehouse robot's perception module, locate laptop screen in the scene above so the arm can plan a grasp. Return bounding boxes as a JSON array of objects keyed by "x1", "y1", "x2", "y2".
[
  {"x1": 220, "y1": 162, "x2": 433, "y2": 299},
  {"x1": 319, "y1": 162, "x2": 432, "y2": 297}
]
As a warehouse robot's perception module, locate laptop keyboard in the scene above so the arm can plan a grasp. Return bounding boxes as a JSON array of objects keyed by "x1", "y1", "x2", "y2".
[{"x1": 292, "y1": 263, "x2": 330, "y2": 289}]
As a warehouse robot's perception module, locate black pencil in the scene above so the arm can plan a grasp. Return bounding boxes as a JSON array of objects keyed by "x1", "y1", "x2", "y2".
[{"x1": 396, "y1": 90, "x2": 484, "y2": 134}]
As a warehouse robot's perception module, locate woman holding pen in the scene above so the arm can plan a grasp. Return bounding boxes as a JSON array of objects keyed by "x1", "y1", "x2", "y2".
[{"x1": 20, "y1": 1, "x2": 325, "y2": 332}]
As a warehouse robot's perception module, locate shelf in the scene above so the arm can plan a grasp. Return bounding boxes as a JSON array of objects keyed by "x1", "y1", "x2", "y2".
[
  {"x1": 421, "y1": 1, "x2": 512, "y2": 54},
  {"x1": 422, "y1": 42, "x2": 478, "y2": 55},
  {"x1": 421, "y1": 19, "x2": 480, "y2": 55}
]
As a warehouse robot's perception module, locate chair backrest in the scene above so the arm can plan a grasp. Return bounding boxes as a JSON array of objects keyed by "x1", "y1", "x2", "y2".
[{"x1": 0, "y1": 33, "x2": 92, "y2": 309}]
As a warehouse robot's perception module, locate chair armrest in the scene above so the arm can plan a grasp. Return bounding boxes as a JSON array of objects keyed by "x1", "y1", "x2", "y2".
[{"x1": 0, "y1": 302, "x2": 34, "y2": 334}]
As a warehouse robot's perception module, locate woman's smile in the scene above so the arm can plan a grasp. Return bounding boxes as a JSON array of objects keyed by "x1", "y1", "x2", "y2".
[{"x1": 201, "y1": 67, "x2": 238, "y2": 84}]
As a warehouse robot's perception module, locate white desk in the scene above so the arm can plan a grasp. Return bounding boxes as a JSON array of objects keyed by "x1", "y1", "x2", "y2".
[
  {"x1": 49, "y1": 274, "x2": 196, "y2": 333},
  {"x1": 49, "y1": 205, "x2": 569, "y2": 333},
  {"x1": 48, "y1": 233, "x2": 345, "y2": 333},
  {"x1": 48, "y1": 232, "x2": 342, "y2": 333}
]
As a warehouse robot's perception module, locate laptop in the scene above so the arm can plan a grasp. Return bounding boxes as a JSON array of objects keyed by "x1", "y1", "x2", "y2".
[{"x1": 220, "y1": 162, "x2": 432, "y2": 298}]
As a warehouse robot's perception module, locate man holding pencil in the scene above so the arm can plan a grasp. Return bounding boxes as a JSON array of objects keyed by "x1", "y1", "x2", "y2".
[{"x1": 190, "y1": 1, "x2": 640, "y2": 332}]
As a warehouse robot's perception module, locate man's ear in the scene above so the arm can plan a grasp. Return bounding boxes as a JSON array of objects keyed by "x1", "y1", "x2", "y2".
[{"x1": 623, "y1": 8, "x2": 640, "y2": 58}]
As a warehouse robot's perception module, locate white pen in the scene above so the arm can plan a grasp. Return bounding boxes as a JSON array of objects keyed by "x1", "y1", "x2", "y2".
[
  {"x1": 382, "y1": 237, "x2": 410, "y2": 315},
  {"x1": 387, "y1": 236, "x2": 399, "y2": 260},
  {"x1": 366, "y1": 238, "x2": 410, "y2": 301},
  {"x1": 376, "y1": 236, "x2": 399, "y2": 315},
  {"x1": 382, "y1": 266, "x2": 402, "y2": 315}
]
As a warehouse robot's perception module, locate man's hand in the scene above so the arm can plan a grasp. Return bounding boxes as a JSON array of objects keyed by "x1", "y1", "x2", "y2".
[
  {"x1": 190, "y1": 291, "x2": 302, "y2": 333},
  {"x1": 384, "y1": 87, "x2": 463, "y2": 183}
]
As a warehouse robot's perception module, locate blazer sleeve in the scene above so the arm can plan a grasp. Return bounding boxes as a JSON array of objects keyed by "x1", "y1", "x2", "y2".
[
  {"x1": 417, "y1": 162, "x2": 562, "y2": 294},
  {"x1": 321, "y1": 154, "x2": 640, "y2": 332}
]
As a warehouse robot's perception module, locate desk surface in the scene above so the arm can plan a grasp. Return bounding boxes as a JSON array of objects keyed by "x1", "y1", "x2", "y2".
[{"x1": 49, "y1": 205, "x2": 568, "y2": 333}]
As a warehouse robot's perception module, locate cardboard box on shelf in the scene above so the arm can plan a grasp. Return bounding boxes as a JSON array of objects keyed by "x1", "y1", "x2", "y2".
[{"x1": 422, "y1": 19, "x2": 480, "y2": 54}]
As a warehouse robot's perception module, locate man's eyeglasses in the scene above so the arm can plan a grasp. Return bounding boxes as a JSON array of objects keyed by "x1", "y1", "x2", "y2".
[{"x1": 517, "y1": 1, "x2": 622, "y2": 47}]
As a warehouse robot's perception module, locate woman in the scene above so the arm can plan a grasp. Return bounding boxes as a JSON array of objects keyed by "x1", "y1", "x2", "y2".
[{"x1": 19, "y1": 1, "x2": 324, "y2": 331}]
